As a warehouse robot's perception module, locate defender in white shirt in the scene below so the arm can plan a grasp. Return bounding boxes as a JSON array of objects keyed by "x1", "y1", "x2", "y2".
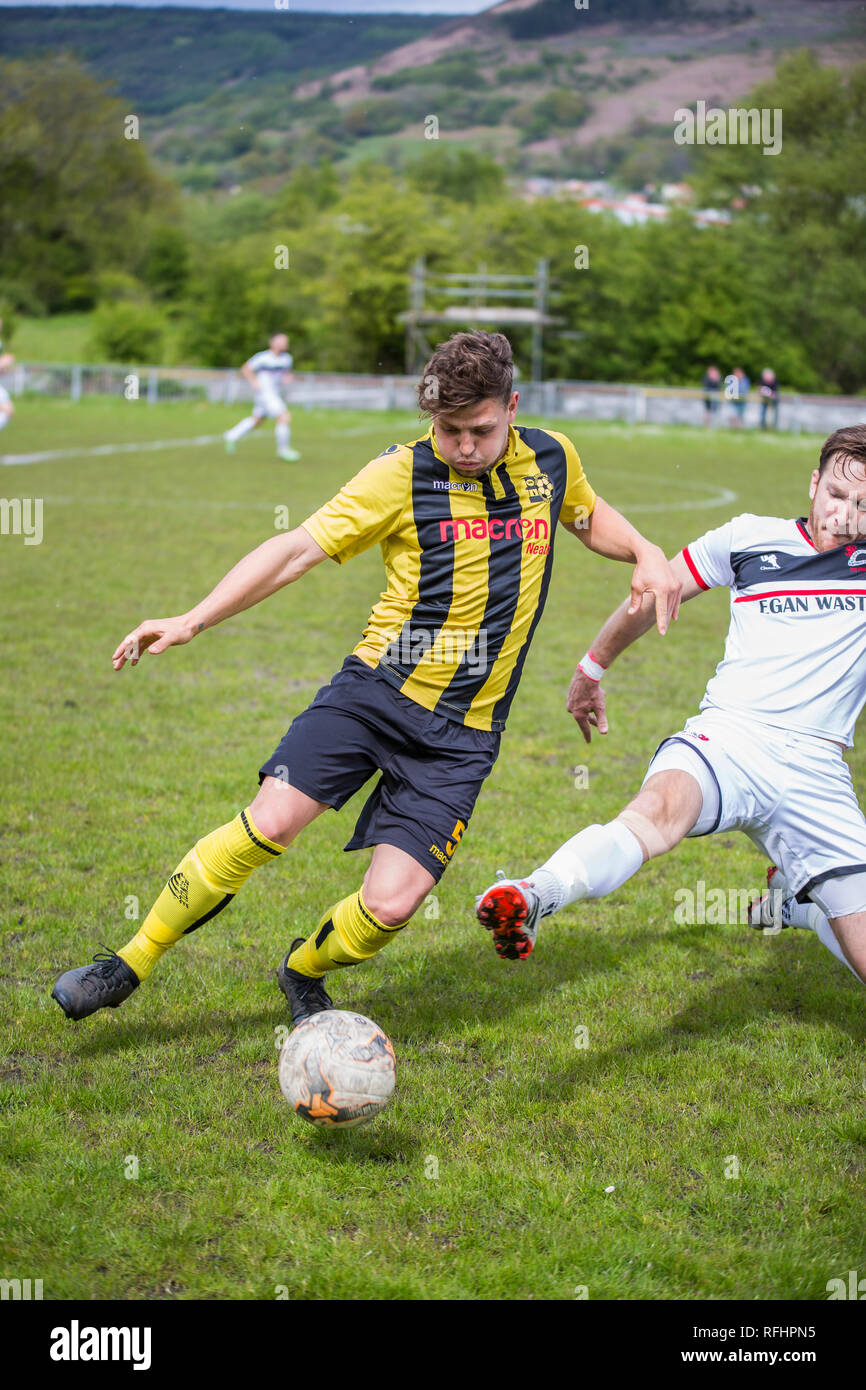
[
  {"x1": 224, "y1": 332, "x2": 300, "y2": 462},
  {"x1": 477, "y1": 425, "x2": 866, "y2": 987}
]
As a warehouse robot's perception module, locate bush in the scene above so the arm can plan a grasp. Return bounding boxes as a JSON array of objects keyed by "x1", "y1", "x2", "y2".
[
  {"x1": 0, "y1": 279, "x2": 46, "y2": 317},
  {"x1": 90, "y1": 301, "x2": 165, "y2": 364},
  {"x1": 496, "y1": 62, "x2": 546, "y2": 84},
  {"x1": 342, "y1": 97, "x2": 407, "y2": 138},
  {"x1": 138, "y1": 226, "x2": 191, "y2": 302},
  {"x1": 372, "y1": 52, "x2": 484, "y2": 91},
  {"x1": 519, "y1": 89, "x2": 590, "y2": 143},
  {"x1": 94, "y1": 270, "x2": 147, "y2": 303},
  {"x1": 0, "y1": 303, "x2": 17, "y2": 343}
]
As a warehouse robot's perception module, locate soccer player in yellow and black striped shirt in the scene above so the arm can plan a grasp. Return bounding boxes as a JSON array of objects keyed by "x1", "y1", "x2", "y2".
[{"x1": 52, "y1": 332, "x2": 681, "y2": 1028}]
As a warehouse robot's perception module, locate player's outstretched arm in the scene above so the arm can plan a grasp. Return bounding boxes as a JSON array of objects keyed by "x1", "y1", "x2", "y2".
[
  {"x1": 567, "y1": 550, "x2": 704, "y2": 742},
  {"x1": 112, "y1": 525, "x2": 328, "y2": 670},
  {"x1": 564, "y1": 496, "x2": 682, "y2": 635}
]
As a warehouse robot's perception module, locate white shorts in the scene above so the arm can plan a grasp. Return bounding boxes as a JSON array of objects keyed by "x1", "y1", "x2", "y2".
[
  {"x1": 643, "y1": 709, "x2": 866, "y2": 918},
  {"x1": 252, "y1": 390, "x2": 287, "y2": 419},
  {"x1": 0, "y1": 386, "x2": 11, "y2": 408}
]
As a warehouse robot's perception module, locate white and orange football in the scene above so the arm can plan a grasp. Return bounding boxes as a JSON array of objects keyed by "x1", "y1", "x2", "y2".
[{"x1": 278, "y1": 1010, "x2": 396, "y2": 1129}]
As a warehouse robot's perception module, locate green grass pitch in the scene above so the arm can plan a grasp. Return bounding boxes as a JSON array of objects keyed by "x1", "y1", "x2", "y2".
[{"x1": 1, "y1": 397, "x2": 863, "y2": 1300}]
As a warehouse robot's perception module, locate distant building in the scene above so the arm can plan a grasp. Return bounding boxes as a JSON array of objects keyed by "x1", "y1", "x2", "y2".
[{"x1": 518, "y1": 177, "x2": 730, "y2": 228}]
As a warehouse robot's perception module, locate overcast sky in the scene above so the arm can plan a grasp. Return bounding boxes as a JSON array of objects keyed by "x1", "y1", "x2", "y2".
[{"x1": 0, "y1": 0, "x2": 495, "y2": 11}]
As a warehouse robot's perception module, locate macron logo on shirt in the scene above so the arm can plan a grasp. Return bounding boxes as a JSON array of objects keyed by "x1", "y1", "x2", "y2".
[{"x1": 439, "y1": 516, "x2": 549, "y2": 543}]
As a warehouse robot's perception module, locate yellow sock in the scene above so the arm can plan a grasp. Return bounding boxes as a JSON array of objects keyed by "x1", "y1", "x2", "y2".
[
  {"x1": 288, "y1": 890, "x2": 408, "y2": 978},
  {"x1": 118, "y1": 808, "x2": 284, "y2": 980}
]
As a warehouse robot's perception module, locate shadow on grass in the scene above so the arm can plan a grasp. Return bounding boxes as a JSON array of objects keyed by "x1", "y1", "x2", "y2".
[{"x1": 64, "y1": 916, "x2": 865, "y2": 1066}]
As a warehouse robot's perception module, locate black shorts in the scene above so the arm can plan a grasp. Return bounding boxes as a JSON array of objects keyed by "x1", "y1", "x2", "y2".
[{"x1": 258, "y1": 656, "x2": 501, "y2": 881}]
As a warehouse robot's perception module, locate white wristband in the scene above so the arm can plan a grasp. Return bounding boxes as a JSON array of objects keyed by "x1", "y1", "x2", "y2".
[{"x1": 577, "y1": 650, "x2": 606, "y2": 683}]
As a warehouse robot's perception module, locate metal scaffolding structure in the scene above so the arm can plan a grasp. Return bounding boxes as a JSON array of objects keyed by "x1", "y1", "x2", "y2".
[{"x1": 399, "y1": 257, "x2": 559, "y2": 381}]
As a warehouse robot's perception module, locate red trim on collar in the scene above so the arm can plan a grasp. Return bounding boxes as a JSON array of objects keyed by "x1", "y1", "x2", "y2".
[{"x1": 796, "y1": 519, "x2": 817, "y2": 550}]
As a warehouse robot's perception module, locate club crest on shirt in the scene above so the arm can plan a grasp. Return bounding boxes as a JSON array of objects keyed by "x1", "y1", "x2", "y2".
[
  {"x1": 526, "y1": 471, "x2": 554, "y2": 504},
  {"x1": 846, "y1": 544, "x2": 866, "y2": 571},
  {"x1": 759, "y1": 553, "x2": 780, "y2": 570}
]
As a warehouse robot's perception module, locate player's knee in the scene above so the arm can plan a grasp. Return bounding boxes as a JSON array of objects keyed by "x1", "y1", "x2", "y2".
[
  {"x1": 617, "y1": 808, "x2": 676, "y2": 859},
  {"x1": 245, "y1": 804, "x2": 284, "y2": 845},
  {"x1": 631, "y1": 770, "x2": 704, "y2": 850},
  {"x1": 247, "y1": 780, "x2": 295, "y2": 845},
  {"x1": 362, "y1": 884, "x2": 421, "y2": 927},
  {"x1": 618, "y1": 782, "x2": 694, "y2": 857}
]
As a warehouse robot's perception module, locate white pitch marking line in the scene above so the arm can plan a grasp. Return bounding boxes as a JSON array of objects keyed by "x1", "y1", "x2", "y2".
[
  {"x1": 0, "y1": 422, "x2": 417, "y2": 466},
  {"x1": 42, "y1": 496, "x2": 273, "y2": 510},
  {"x1": 628, "y1": 487, "x2": 738, "y2": 513},
  {"x1": 599, "y1": 473, "x2": 739, "y2": 513},
  {"x1": 0, "y1": 434, "x2": 228, "y2": 466},
  {"x1": 40, "y1": 482, "x2": 739, "y2": 516},
  {"x1": 3, "y1": 430, "x2": 738, "y2": 513}
]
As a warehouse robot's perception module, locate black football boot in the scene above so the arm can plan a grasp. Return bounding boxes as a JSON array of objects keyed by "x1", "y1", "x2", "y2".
[
  {"x1": 276, "y1": 937, "x2": 335, "y2": 1026},
  {"x1": 52, "y1": 947, "x2": 140, "y2": 1021}
]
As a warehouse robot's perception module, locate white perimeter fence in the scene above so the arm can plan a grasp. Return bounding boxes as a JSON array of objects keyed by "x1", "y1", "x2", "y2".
[{"x1": 4, "y1": 362, "x2": 864, "y2": 434}]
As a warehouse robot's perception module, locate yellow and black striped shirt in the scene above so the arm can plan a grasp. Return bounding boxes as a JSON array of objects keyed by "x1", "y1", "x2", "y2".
[{"x1": 302, "y1": 423, "x2": 595, "y2": 732}]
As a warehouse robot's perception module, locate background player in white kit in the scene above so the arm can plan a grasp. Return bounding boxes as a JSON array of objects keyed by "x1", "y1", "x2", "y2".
[
  {"x1": 0, "y1": 318, "x2": 15, "y2": 440},
  {"x1": 477, "y1": 424, "x2": 866, "y2": 988},
  {"x1": 224, "y1": 331, "x2": 300, "y2": 462}
]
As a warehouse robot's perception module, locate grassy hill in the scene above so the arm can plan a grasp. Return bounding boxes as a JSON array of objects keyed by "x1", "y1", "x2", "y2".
[{"x1": 1, "y1": 0, "x2": 863, "y2": 188}]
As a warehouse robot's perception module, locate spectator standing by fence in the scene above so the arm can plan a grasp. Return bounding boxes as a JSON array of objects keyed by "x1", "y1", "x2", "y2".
[
  {"x1": 759, "y1": 369, "x2": 779, "y2": 430},
  {"x1": 728, "y1": 367, "x2": 750, "y2": 428},
  {"x1": 702, "y1": 364, "x2": 722, "y2": 427}
]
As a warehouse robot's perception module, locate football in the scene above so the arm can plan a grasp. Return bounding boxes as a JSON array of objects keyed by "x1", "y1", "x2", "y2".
[{"x1": 278, "y1": 1010, "x2": 396, "y2": 1128}]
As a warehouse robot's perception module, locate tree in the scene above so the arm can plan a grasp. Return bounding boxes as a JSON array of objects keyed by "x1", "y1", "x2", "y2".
[
  {"x1": 690, "y1": 52, "x2": 866, "y2": 392},
  {"x1": 0, "y1": 55, "x2": 171, "y2": 312},
  {"x1": 138, "y1": 226, "x2": 192, "y2": 303}
]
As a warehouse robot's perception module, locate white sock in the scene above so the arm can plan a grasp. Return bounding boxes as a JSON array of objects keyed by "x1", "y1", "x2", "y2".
[
  {"x1": 0, "y1": 413, "x2": 9, "y2": 432},
  {"x1": 531, "y1": 821, "x2": 645, "y2": 916},
  {"x1": 275, "y1": 420, "x2": 290, "y2": 451},
  {"x1": 225, "y1": 415, "x2": 257, "y2": 442},
  {"x1": 813, "y1": 913, "x2": 863, "y2": 983},
  {"x1": 780, "y1": 895, "x2": 815, "y2": 928}
]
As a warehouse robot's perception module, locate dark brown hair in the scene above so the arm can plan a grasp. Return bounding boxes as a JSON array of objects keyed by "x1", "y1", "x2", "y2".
[
  {"x1": 416, "y1": 331, "x2": 514, "y2": 418},
  {"x1": 818, "y1": 424, "x2": 866, "y2": 480}
]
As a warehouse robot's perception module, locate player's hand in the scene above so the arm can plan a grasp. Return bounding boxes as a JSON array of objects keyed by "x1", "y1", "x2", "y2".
[
  {"x1": 112, "y1": 617, "x2": 196, "y2": 670},
  {"x1": 628, "y1": 547, "x2": 682, "y2": 635},
  {"x1": 566, "y1": 669, "x2": 608, "y2": 743}
]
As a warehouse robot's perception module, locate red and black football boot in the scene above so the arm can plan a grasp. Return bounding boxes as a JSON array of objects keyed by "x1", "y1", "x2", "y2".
[{"x1": 475, "y1": 872, "x2": 541, "y2": 961}]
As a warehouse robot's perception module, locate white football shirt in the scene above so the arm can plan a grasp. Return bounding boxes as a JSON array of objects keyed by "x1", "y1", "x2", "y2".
[
  {"x1": 684, "y1": 513, "x2": 866, "y2": 747},
  {"x1": 246, "y1": 349, "x2": 292, "y2": 392}
]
